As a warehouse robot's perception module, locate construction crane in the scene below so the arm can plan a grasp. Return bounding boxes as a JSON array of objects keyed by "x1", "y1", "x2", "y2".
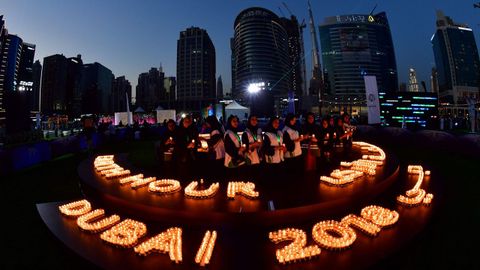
[
  {"x1": 299, "y1": 19, "x2": 308, "y2": 96},
  {"x1": 282, "y1": 2, "x2": 294, "y2": 17},
  {"x1": 307, "y1": 0, "x2": 323, "y2": 98},
  {"x1": 278, "y1": 7, "x2": 286, "y2": 17}
]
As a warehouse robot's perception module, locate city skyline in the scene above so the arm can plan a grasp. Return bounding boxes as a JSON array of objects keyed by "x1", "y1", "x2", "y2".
[{"x1": 2, "y1": 0, "x2": 479, "y2": 99}]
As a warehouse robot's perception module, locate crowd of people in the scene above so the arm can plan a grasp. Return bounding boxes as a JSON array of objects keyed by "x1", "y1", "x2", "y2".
[{"x1": 155, "y1": 112, "x2": 356, "y2": 179}]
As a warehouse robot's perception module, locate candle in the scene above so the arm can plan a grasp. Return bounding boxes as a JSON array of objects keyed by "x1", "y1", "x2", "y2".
[
  {"x1": 77, "y1": 209, "x2": 120, "y2": 233},
  {"x1": 148, "y1": 179, "x2": 181, "y2": 194},
  {"x1": 134, "y1": 227, "x2": 182, "y2": 263},
  {"x1": 195, "y1": 230, "x2": 217, "y2": 266},
  {"x1": 100, "y1": 219, "x2": 147, "y2": 248},
  {"x1": 227, "y1": 182, "x2": 259, "y2": 199},
  {"x1": 397, "y1": 165, "x2": 434, "y2": 206},
  {"x1": 185, "y1": 181, "x2": 219, "y2": 198},
  {"x1": 269, "y1": 228, "x2": 321, "y2": 264},
  {"x1": 58, "y1": 199, "x2": 92, "y2": 217}
]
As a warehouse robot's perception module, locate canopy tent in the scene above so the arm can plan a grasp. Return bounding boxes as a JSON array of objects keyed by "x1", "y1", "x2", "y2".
[
  {"x1": 134, "y1": 107, "x2": 146, "y2": 114},
  {"x1": 225, "y1": 101, "x2": 250, "y2": 121}
]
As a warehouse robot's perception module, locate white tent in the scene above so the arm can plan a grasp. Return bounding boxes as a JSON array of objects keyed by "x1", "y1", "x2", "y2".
[
  {"x1": 225, "y1": 101, "x2": 250, "y2": 121},
  {"x1": 134, "y1": 107, "x2": 146, "y2": 114}
]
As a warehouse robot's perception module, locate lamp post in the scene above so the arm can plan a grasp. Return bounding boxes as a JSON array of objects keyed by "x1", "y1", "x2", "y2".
[{"x1": 247, "y1": 82, "x2": 264, "y2": 116}]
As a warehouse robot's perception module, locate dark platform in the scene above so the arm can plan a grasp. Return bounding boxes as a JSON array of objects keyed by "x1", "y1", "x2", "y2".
[
  {"x1": 37, "y1": 198, "x2": 435, "y2": 270},
  {"x1": 78, "y1": 147, "x2": 400, "y2": 227}
]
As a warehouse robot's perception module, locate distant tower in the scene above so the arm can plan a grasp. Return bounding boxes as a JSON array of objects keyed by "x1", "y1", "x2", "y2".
[
  {"x1": 231, "y1": 7, "x2": 290, "y2": 117},
  {"x1": 307, "y1": 0, "x2": 323, "y2": 99},
  {"x1": 176, "y1": 27, "x2": 216, "y2": 112},
  {"x1": 408, "y1": 68, "x2": 420, "y2": 92},
  {"x1": 216, "y1": 75, "x2": 223, "y2": 99},
  {"x1": 432, "y1": 10, "x2": 480, "y2": 105}
]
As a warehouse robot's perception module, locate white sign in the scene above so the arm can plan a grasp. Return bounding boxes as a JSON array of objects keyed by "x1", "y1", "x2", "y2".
[
  {"x1": 114, "y1": 112, "x2": 133, "y2": 126},
  {"x1": 156, "y1": 110, "x2": 176, "y2": 124},
  {"x1": 364, "y1": 76, "x2": 381, "y2": 124}
]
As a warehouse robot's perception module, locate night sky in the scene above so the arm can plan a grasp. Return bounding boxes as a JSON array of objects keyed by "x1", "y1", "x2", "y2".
[{"x1": 2, "y1": 0, "x2": 479, "y2": 99}]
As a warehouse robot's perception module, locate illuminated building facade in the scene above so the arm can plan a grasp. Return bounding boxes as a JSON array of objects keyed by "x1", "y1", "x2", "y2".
[
  {"x1": 319, "y1": 12, "x2": 398, "y2": 114},
  {"x1": 232, "y1": 7, "x2": 290, "y2": 117},
  {"x1": 0, "y1": 15, "x2": 37, "y2": 134},
  {"x1": 380, "y1": 91, "x2": 438, "y2": 128},
  {"x1": 408, "y1": 68, "x2": 420, "y2": 92},
  {"x1": 431, "y1": 10, "x2": 480, "y2": 111}
]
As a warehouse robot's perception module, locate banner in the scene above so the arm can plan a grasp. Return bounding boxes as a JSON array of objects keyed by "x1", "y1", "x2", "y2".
[{"x1": 364, "y1": 76, "x2": 381, "y2": 124}]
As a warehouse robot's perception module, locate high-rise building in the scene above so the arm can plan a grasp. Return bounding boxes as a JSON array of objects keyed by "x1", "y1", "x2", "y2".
[
  {"x1": 232, "y1": 7, "x2": 290, "y2": 116},
  {"x1": 112, "y1": 76, "x2": 132, "y2": 112},
  {"x1": 0, "y1": 15, "x2": 37, "y2": 134},
  {"x1": 431, "y1": 10, "x2": 480, "y2": 106},
  {"x1": 163, "y1": 76, "x2": 176, "y2": 109},
  {"x1": 41, "y1": 54, "x2": 68, "y2": 114},
  {"x1": 177, "y1": 27, "x2": 216, "y2": 112},
  {"x1": 0, "y1": 16, "x2": 6, "y2": 127},
  {"x1": 135, "y1": 67, "x2": 165, "y2": 112},
  {"x1": 80, "y1": 62, "x2": 114, "y2": 114},
  {"x1": 32, "y1": 60, "x2": 42, "y2": 111},
  {"x1": 280, "y1": 16, "x2": 305, "y2": 99},
  {"x1": 66, "y1": 55, "x2": 83, "y2": 116},
  {"x1": 319, "y1": 12, "x2": 398, "y2": 114},
  {"x1": 1, "y1": 34, "x2": 32, "y2": 134},
  {"x1": 216, "y1": 75, "x2": 223, "y2": 99},
  {"x1": 408, "y1": 68, "x2": 420, "y2": 92},
  {"x1": 430, "y1": 67, "x2": 439, "y2": 94},
  {"x1": 41, "y1": 54, "x2": 83, "y2": 116}
]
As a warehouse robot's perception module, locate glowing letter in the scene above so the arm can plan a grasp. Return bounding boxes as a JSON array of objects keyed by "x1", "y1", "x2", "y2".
[
  {"x1": 134, "y1": 227, "x2": 182, "y2": 263},
  {"x1": 100, "y1": 219, "x2": 147, "y2": 248},
  {"x1": 269, "y1": 228, "x2": 321, "y2": 264}
]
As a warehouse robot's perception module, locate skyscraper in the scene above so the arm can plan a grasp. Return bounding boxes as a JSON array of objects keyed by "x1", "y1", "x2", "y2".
[
  {"x1": 32, "y1": 60, "x2": 42, "y2": 111},
  {"x1": 431, "y1": 10, "x2": 480, "y2": 106},
  {"x1": 319, "y1": 12, "x2": 398, "y2": 114},
  {"x1": 41, "y1": 54, "x2": 83, "y2": 116},
  {"x1": 408, "y1": 68, "x2": 420, "y2": 92},
  {"x1": 0, "y1": 15, "x2": 37, "y2": 134},
  {"x1": 112, "y1": 76, "x2": 132, "y2": 112},
  {"x1": 1, "y1": 34, "x2": 32, "y2": 134},
  {"x1": 41, "y1": 54, "x2": 68, "y2": 114},
  {"x1": 176, "y1": 27, "x2": 216, "y2": 112},
  {"x1": 135, "y1": 67, "x2": 165, "y2": 112},
  {"x1": 66, "y1": 55, "x2": 83, "y2": 116},
  {"x1": 232, "y1": 7, "x2": 290, "y2": 116},
  {"x1": 80, "y1": 62, "x2": 114, "y2": 114},
  {"x1": 216, "y1": 75, "x2": 223, "y2": 99}
]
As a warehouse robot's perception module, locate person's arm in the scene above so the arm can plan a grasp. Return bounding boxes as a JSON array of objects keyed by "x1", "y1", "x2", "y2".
[
  {"x1": 207, "y1": 130, "x2": 222, "y2": 147},
  {"x1": 224, "y1": 134, "x2": 240, "y2": 160},
  {"x1": 241, "y1": 132, "x2": 250, "y2": 150},
  {"x1": 283, "y1": 131, "x2": 295, "y2": 152},
  {"x1": 262, "y1": 134, "x2": 275, "y2": 156}
]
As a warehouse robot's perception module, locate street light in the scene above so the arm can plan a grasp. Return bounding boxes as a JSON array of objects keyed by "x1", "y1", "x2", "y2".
[{"x1": 247, "y1": 82, "x2": 265, "y2": 94}]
